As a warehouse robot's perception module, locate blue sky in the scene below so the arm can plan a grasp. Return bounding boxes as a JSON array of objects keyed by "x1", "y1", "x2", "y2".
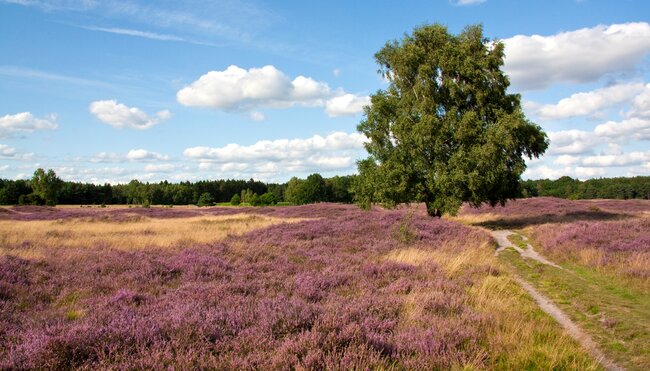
[{"x1": 1, "y1": 0, "x2": 649, "y2": 183}]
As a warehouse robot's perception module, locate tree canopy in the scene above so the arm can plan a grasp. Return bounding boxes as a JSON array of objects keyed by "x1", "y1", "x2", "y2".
[
  {"x1": 31, "y1": 168, "x2": 63, "y2": 206},
  {"x1": 354, "y1": 24, "x2": 548, "y2": 216}
]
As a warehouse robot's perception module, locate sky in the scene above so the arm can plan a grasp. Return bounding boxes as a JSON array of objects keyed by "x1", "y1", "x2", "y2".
[{"x1": 1, "y1": 0, "x2": 649, "y2": 184}]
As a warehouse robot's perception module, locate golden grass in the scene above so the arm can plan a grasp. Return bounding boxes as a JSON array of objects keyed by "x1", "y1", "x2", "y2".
[
  {"x1": 445, "y1": 213, "x2": 500, "y2": 226},
  {"x1": 386, "y1": 239, "x2": 601, "y2": 369},
  {"x1": 0, "y1": 214, "x2": 300, "y2": 254}
]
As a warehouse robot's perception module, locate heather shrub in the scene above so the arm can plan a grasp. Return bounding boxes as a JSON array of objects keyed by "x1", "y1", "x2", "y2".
[
  {"x1": 0, "y1": 203, "x2": 597, "y2": 368},
  {"x1": 530, "y1": 217, "x2": 650, "y2": 283}
]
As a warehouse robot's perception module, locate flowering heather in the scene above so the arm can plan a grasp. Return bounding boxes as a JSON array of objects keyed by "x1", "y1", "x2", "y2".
[
  {"x1": 0, "y1": 203, "x2": 502, "y2": 369},
  {"x1": 530, "y1": 218, "x2": 650, "y2": 283},
  {"x1": 459, "y1": 197, "x2": 649, "y2": 228},
  {"x1": 461, "y1": 197, "x2": 649, "y2": 217}
]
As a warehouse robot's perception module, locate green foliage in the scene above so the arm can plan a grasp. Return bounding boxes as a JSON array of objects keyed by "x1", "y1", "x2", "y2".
[
  {"x1": 285, "y1": 174, "x2": 329, "y2": 205},
  {"x1": 18, "y1": 193, "x2": 45, "y2": 205},
  {"x1": 240, "y1": 189, "x2": 256, "y2": 204},
  {"x1": 31, "y1": 168, "x2": 62, "y2": 206},
  {"x1": 355, "y1": 24, "x2": 548, "y2": 216},
  {"x1": 521, "y1": 176, "x2": 650, "y2": 200},
  {"x1": 392, "y1": 212, "x2": 416, "y2": 244},
  {"x1": 196, "y1": 192, "x2": 214, "y2": 207},
  {"x1": 249, "y1": 193, "x2": 261, "y2": 206},
  {"x1": 259, "y1": 192, "x2": 277, "y2": 206},
  {"x1": 230, "y1": 193, "x2": 241, "y2": 206}
]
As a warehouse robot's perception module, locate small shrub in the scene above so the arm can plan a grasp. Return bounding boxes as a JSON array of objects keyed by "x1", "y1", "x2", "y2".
[
  {"x1": 230, "y1": 194, "x2": 241, "y2": 206},
  {"x1": 197, "y1": 192, "x2": 214, "y2": 207},
  {"x1": 392, "y1": 213, "x2": 416, "y2": 244},
  {"x1": 259, "y1": 192, "x2": 277, "y2": 206},
  {"x1": 249, "y1": 193, "x2": 261, "y2": 206}
]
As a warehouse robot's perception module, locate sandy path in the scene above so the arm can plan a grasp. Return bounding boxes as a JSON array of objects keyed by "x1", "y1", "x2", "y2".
[{"x1": 491, "y1": 230, "x2": 623, "y2": 371}]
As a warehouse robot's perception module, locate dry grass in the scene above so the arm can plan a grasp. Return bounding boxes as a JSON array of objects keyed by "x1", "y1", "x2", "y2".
[
  {"x1": 385, "y1": 240, "x2": 599, "y2": 369},
  {"x1": 0, "y1": 214, "x2": 300, "y2": 254}
]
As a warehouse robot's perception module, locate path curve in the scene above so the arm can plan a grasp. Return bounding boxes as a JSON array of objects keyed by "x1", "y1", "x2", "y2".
[{"x1": 491, "y1": 230, "x2": 623, "y2": 371}]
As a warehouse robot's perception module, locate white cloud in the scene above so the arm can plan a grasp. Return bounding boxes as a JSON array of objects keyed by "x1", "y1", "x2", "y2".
[
  {"x1": 582, "y1": 151, "x2": 650, "y2": 167},
  {"x1": 177, "y1": 65, "x2": 330, "y2": 111},
  {"x1": 91, "y1": 149, "x2": 170, "y2": 163},
  {"x1": 325, "y1": 94, "x2": 371, "y2": 117},
  {"x1": 0, "y1": 112, "x2": 57, "y2": 138},
  {"x1": 594, "y1": 118, "x2": 650, "y2": 141},
  {"x1": 504, "y1": 23, "x2": 650, "y2": 90},
  {"x1": 547, "y1": 129, "x2": 597, "y2": 155},
  {"x1": 126, "y1": 149, "x2": 169, "y2": 161},
  {"x1": 524, "y1": 165, "x2": 606, "y2": 180},
  {"x1": 0, "y1": 144, "x2": 33, "y2": 160},
  {"x1": 89, "y1": 100, "x2": 170, "y2": 130},
  {"x1": 185, "y1": 131, "x2": 365, "y2": 162},
  {"x1": 177, "y1": 65, "x2": 367, "y2": 117},
  {"x1": 333, "y1": 68, "x2": 341, "y2": 77},
  {"x1": 533, "y1": 82, "x2": 645, "y2": 121},
  {"x1": 90, "y1": 151, "x2": 121, "y2": 163},
  {"x1": 184, "y1": 132, "x2": 367, "y2": 177},
  {"x1": 554, "y1": 155, "x2": 581, "y2": 166},
  {"x1": 628, "y1": 83, "x2": 650, "y2": 119}
]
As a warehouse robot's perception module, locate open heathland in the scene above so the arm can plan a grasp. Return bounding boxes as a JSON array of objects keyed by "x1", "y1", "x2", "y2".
[
  {"x1": 458, "y1": 197, "x2": 650, "y2": 370},
  {"x1": 0, "y1": 203, "x2": 599, "y2": 369}
]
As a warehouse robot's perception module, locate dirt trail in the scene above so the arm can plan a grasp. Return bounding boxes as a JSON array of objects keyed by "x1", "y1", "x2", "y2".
[{"x1": 491, "y1": 230, "x2": 623, "y2": 371}]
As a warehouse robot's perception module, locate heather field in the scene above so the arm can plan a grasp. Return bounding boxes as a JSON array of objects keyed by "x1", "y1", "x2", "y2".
[
  {"x1": 0, "y1": 203, "x2": 599, "y2": 369},
  {"x1": 459, "y1": 197, "x2": 650, "y2": 370}
]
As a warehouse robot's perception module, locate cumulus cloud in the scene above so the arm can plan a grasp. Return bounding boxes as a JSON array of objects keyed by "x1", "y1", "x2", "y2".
[
  {"x1": 0, "y1": 144, "x2": 34, "y2": 161},
  {"x1": 588, "y1": 83, "x2": 650, "y2": 141},
  {"x1": 126, "y1": 149, "x2": 169, "y2": 161},
  {"x1": 524, "y1": 165, "x2": 606, "y2": 180},
  {"x1": 184, "y1": 132, "x2": 367, "y2": 177},
  {"x1": 89, "y1": 100, "x2": 170, "y2": 130},
  {"x1": 594, "y1": 118, "x2": 650, "y2": 141},
  {"x1": 177, "y1": 65, "x2": 368, "y2": 117},
  {"x1": 547, "y1": 130, "x2": 597, "y2": 155},
  {"x1": 504, "y1": 23, "x2": 650, "y2": 90},
  {"x1": 0, "y1": 112, "x2": 57, "y2": 138},
  {"x1": 582, "y1": 151, "x2": 650, "y2": 167},
  {"x1": 326, "y1": 94, "x2": 371, "y2": 117},
  {"x1": 91, "y1": 149, "x2": 169, "y2": 162},
  {"x1": 532, "y1": 82, "x2": 645, "y2": 121}
]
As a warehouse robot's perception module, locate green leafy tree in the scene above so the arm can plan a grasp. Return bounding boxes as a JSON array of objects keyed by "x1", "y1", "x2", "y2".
[
  {"x1": 259, "y1": 192, "x2": 277, "y2": 206},
  {"x1": 249, "y1": 193, "x2": 261, "y2": 206},
  {"x1": 196, "y1": 192, "x2": 214, "y2": 207},
  {"x1": 355, "y1": 24, "x2": 548, "y2": 217},
  {"x1": 31, "y1": 168, "x2": 63, "y2": 206},
  {"x1": 285, "y1": 177, "x2": 305, "y2": 205},
  {"x1": 240, "y1": 189, "x2": 256, "y2": 205},
  {"x1": 230, "y1": 193, "x2": 241, "y2": 205}
]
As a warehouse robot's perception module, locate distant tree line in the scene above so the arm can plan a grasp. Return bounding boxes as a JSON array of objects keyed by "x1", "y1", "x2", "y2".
[
  {"x1": 521, "y1": 176, "x2": 650, "y2": 200},
  {"x1": 1, "y1": 169, "x2": 648, "y2": 206},
  {"x1": 0, "y1": 168, "x2": 357, "y2": 206}
]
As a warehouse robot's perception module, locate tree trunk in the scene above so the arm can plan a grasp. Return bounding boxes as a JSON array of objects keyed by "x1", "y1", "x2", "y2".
[{"x1": 425, "y1": 202, "x2": 442, "y2": 218}]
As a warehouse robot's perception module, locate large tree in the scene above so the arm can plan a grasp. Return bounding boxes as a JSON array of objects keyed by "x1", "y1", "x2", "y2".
[{"x1": 354, "y1": 24, "x2": 548, "y2": 217}]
